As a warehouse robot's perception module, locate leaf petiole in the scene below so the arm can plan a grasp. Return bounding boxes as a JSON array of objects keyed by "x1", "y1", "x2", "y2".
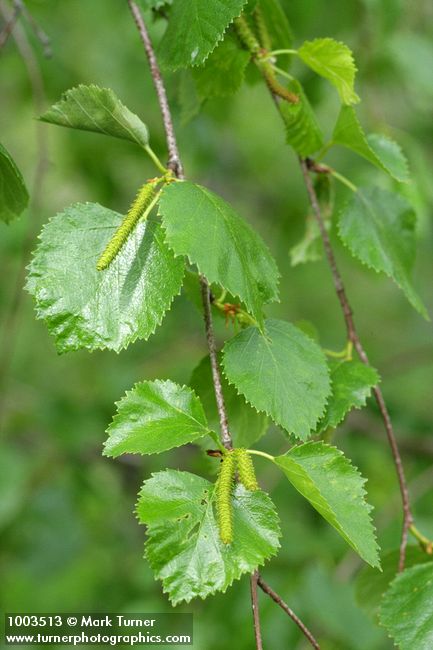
[
  {"x1": 269, "y1": 49, "x2": 298, "y2": 57},
  {"x1": 409, "y1": 524, "x2": 433, "y2": 555},
  {"x1": 144, "y1": 144, "x2": 169, "y2": 174},
  {"x1": 330, "y1": 169, "x2": 358, "y2": 193},
  {"x1": 247, "y1": 449, "x2": 275, "y2": 462}
]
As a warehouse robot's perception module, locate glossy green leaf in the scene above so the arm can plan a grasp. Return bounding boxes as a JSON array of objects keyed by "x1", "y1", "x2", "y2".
[
  {"x1": 380, "y1": 562, "x2": 433, "y2": 649},
  {"x1": 0, "y1": 142, "x2": 29, "y2": 224},
  {"x1": 136, "y1": 470, "x2": 281, "y2": 604},
  {"x1": 332, "y1": 106, "x2": 409, "y2": 182},
  {"x1": 222, "y1": 319, "x2": 330, "y2": 439},
  {"x1": 338, "y1": 186, "x2": 428, "y2": 318},
  {"x1": 192, "y1": 33, "x2": 250, "y2": 99},
  {"x1": 104, "y1": 380, "x2": 212, "y2": 457},
  {"x1": 275, "y1": 442, "x2": 380, "y2": 567},
  {"x1": 159, "y1": 181, "x2": 279, "y2": 328},
  {"x1": 356, "y1": 547, "x2": 433, "y2": 616},
  {"x1": 279, "y1": 80, "x2": 324, "y2": 157},
  {"x1": 26, "y1": 203, "x2": 184, "y2": 353},
  {"x1": 318, "y1": 360, "x2": 379, "y2": 432},
  {"x1": 298, "y1": 38, "x2": 360, "y2": 105},
  {"x1": 158, "y1": 0, "x2": 249, "y2": 70},
  {"x1": 190, "y1": 355, "x2": 268, "y2": 448},
  {"x1": 40, "y1": 85, "x2": 149, "y2": 148}
]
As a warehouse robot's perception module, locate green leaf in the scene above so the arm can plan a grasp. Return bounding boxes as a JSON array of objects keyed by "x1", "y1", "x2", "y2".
[
  {"x1": 40, "y1": 85, "x2": 149, "y2": 148},
  {"x1": 192, "y1": 33, "x2": 250, "y2": 99},
  {"x1": 318, "y1": 360, "x2": 379, "y2": 432},
  {"x1": 177, "y1": 71, "x2": 203, "y2": 125},
  {"x1": 190, "y1": 355, "x2": 268, "y2": 448},
  {"x1": 338, "y1": 186, "x2": 428, "y2": 318},
  {"x1": 103, "y1": 380, "x2": 212, "y2": 457},
  {"x1": 158, "y1": 0, "x2": 249, "y2": 70},
  {"x1": 356, "y1": 547, "x2": 433, "y2": 616},
  {"x1": 26, "y1": 203, "x2": 184, "y2": 353},
  {"x1": 159, "y1": 181, "x2": 279, "y2": 328},
  {"x1": 136, "y1": 470, "x2": 281, "y2": 604},
  {"x1": 257, "y1": 0, "x2": 293, "y2": 62},
  {"x1": 290, "y1": 175, "x2": 333, "y2": 266},
  {"x1": 332, "y1": 106, "x2": 409, "y2": 182},
  {"x1": 279, "y1": 80, "x2": 324, "y2": 157},
  {"x1": 275, "y1": 441, "x2": 380, "y2": 567},
  {"x1": 0, "y1": 142, "x2": 29, "y2": 224},
  {"x1": 298, "y1": 38, "x2": 360, "y2": 105},
  {"x1": 222, "y1": 319, "x2": 330, "y2": 439},
  {"x1": 380, "y1": 562, "x2": 433, "y2": 649}
]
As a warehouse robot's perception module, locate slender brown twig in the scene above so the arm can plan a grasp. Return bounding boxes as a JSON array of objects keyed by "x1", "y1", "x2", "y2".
[
  {"x1": 250, "y1": 570, "x2": 263, "y2": 650},
  {"x1": 126, "y1": 0, "x2": 183, "y2": 177},
  {"x1": 257, "y1": 575, "x2": 320, "y2": 649},
  {"x1": 299, "y1": 159, "x2": 413, "y2": 570}
]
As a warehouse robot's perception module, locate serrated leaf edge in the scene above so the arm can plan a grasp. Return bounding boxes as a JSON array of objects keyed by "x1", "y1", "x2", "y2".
[
  {"x1": 25, "y1": 202, "x2": 185, "y2": 354},
  {"x1": 220, "y1": 324, "x2": 331, "y2": 441},
  {"x1": 102, "y1": 379, "x2": 214, "y2": 457},
  {"x1": 279, "y1": 441, "x2": 381, "y2": 568},
  {"x1": 134, "y1": 470, "x2": 281, "y2": 605}
]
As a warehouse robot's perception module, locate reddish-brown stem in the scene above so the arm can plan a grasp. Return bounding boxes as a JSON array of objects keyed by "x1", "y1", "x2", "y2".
[
  {"x1": 299, "y1": 158, "x2": 413, "y2": 570},
  {"x1": 250, "y1": 570, "x2": 263, "y2": 650},
  {"x1": 126, "y1": 0, "x2": 183, "y2": 178},
  {"x1": 257, "y1": 575, "x2": 320, "y2": 649}
]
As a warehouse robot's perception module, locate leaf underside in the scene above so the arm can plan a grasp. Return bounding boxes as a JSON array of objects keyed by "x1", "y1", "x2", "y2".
[
  {"x1": 40, "y1": 85, "x2": 149, "y2": 148},
  {"x1": 298, "y1": 38, "x2": 360, "y2": 105},
  {"x1": 0, "y1": 142, "x2": 29, "y2": 224},
  {"x1": 332, "y1": 106, "x2": 409, "y2": 182},
  {"x1": 318, "y1": 359, "x2": 379, "y2": 432},
  {"x1": 279, "y1": 79, "x2": 324, "y2": 157},
  {"x1": 338, "y1": 186, "x2": 428, "y2": 318},
  {"x1": 380, "y1": 562, "x2": 433, "y2": 650}
]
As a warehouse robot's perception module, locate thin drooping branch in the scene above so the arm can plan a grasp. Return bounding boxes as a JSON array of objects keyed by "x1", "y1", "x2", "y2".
[
  {"x1": 250, "y1": 571, "x2": 263, "y2": 650},
  {"x1": 299, "y1": 158, "x2": 413, "y2": 570},
  {"x1": 126, "y1": 0, "x2": 183, "y2": 178},
  {"x1": 257, "y1": 575, "x2": 320, "y2": 650},
  {"x1": 126, "y1": 2, "x2": 267, "y2": 644},
  {"x1": 200, "y1": 277, "x2": 232, "y2": 450}
]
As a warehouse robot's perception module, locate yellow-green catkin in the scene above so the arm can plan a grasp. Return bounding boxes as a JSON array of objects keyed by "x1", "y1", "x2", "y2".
[
  {"x1": 216, "y1": 451, "x2": 236, "y2": 544},
  {"x1": 235, "y1": 449, "x2": 259, "y2": 491},
  {"x1": 96, "y1": 179, "x2": 159, "y2": 271}
]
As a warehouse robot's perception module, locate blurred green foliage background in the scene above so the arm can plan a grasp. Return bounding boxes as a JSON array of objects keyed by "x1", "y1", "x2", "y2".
[{"x1": 1, "y1": 1, "x2": 432, "y2": 648}]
